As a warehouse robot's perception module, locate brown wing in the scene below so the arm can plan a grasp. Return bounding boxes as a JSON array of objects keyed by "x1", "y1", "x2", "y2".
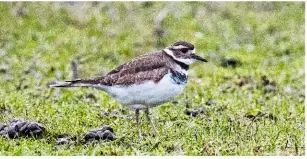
[{"x1": 97, "y1": 51, "x2": 170, "y2": 86}]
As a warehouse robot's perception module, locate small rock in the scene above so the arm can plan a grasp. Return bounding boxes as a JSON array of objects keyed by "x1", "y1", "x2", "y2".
[
  {"x1": 186, "y1": 108, "x2": 204, "y2": 117},
  {"x1": 220, "y1": 58, "x2": 240, "y2": 68}
]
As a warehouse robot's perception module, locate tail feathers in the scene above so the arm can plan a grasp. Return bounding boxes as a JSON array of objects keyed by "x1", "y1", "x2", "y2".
[{"x1": 48, "y1": 79, "x2": 96, "y2": 88}]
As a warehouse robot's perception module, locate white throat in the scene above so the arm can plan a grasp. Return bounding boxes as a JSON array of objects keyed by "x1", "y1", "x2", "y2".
[{"x1": 163, "y1": 48, "x2": 194, "y2": 65}]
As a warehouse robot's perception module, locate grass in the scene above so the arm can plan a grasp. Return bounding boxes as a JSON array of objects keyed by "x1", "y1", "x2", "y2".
[{"x1": 0, "y1": 1, "x2": 305, "y2": 155}]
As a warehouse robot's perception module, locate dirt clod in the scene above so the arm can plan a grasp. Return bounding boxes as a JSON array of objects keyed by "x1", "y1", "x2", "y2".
[
  {"x1": 186, "y1": 108, "x2": 204, "y2": 117},
  {"x1": 221, "y1": 58, "x2": 240, "y2": 68},
  {"x1": 56, "y1": 137, "x2": 70, "y2": 145},
  {"x1": 101, "y1": 125, "x2": 114, "y2": 133},
  {"x1": 84, "y1": 125, "x2": 115, "y2": 142},
  {"x1": 84, "y1": 132, "x2": 96, "y2": 141},
  {"x1": 0, "y1": 119, "x2": 45, "y2": 138},
  {"x1": 101, "y1": 130, "x2": 115, "y2": 141}
]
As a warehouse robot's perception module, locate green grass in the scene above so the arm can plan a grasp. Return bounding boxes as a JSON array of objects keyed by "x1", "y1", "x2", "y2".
[{"x1": 0, "y1": 2, "x2": 305, "y2": 155}]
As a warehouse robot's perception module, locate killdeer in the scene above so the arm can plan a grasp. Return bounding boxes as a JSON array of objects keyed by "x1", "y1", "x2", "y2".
[{"x1": 49, "y1": 41, "x2": 207, "y2": 133}]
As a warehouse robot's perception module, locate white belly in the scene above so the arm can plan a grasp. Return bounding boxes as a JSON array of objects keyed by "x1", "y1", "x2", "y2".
[{"x1": 103, "y1": 73, "x2": 186, "y2": 107}]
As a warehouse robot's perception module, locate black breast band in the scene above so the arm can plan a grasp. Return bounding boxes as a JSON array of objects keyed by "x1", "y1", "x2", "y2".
[{"x1": 170, "y1": 69, "x2": 188, "y2": 85}]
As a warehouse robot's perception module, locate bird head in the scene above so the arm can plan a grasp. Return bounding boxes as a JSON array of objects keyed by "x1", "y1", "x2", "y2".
[{"x1": 163, "y1": 40, "x2": 207, "y2": 65}]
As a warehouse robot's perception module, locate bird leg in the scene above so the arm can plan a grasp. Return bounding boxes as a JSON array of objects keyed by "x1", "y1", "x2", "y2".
[
  {"x1": 135, "y1": 109, "x2": 140, "y2": 126},
  {"x1": 135, "y1": 108, "x2": 142, "y2": 137},
  {"x1": 145, "y1": 108, "x2": 158, "y2": 136}
]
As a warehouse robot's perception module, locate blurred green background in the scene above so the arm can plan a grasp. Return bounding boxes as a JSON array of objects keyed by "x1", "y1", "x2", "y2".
[{"x1": 0, "y1": 2, "x2": 305, "y2": 156}]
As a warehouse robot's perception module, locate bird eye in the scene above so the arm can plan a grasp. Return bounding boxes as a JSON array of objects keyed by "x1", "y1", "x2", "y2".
[{"x1": 181, "y1": 48, "x2": 188, "y2": 53}]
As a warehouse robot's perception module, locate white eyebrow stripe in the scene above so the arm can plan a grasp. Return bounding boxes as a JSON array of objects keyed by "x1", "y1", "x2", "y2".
[
  {"x1": 163, "y1": 48, "x2": 194, "y2": 65},
  {"x1": 172, "y1": 45, "x2": 189, "y2": 49}
]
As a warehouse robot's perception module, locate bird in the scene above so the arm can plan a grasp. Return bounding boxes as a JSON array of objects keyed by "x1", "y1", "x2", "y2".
[{"x1": 49, "y1": 40, "x2": 207, "y2": 134}]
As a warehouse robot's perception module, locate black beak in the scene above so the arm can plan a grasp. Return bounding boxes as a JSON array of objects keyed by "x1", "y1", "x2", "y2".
[{"x1": 191, "y1": 54, "x2": 208, "y2": 62}]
